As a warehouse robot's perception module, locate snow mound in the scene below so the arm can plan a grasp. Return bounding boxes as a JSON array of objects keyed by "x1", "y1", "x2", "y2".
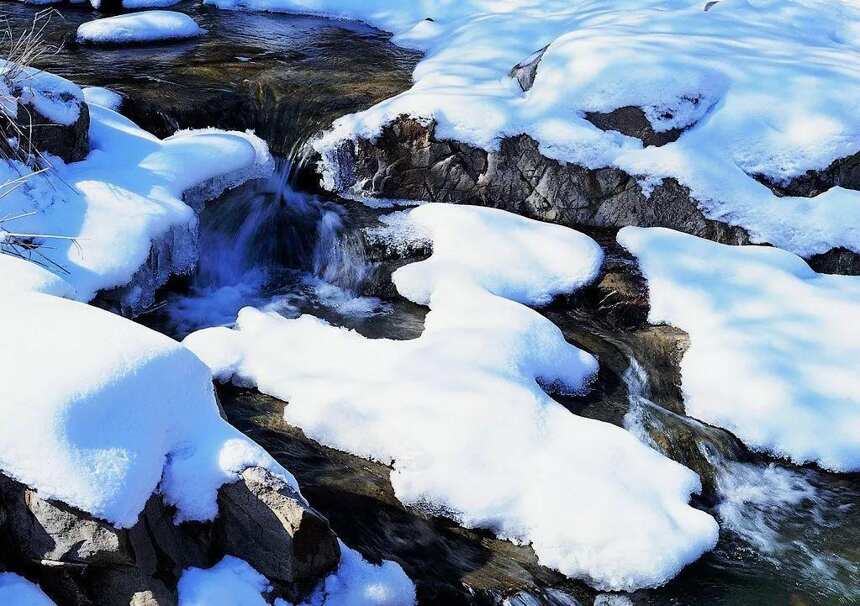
[
  {"x1": 83, "y1": 86, "x2": 123, "y2": 111},
  {"x1": 208, "y1": 0, "x2": 860, "y2": 259},
  {"x1": 77, "y1": 11, "x2": 206, "y2": 45},
  {"x1": 618, "y1": 226, "x2": 860, "y2": 471},
  {"x1": 178, "y1": 556, "x2": 271, "y2": 606},
  {"x1": 0, "y1": 574, "x2": 56, "y2": 606},
  {"x1": 0, "y1": 292, "x2": 300, "y2": 528},
  {"x1": 0, "y1": 253, "x2": 76, "y2": 298},
  {"x1": 186, "y1": 205, "x2": 719, "y2": 591},
  {"x1": 1, "y1": 103, "x2": 272, "y2": 304}
]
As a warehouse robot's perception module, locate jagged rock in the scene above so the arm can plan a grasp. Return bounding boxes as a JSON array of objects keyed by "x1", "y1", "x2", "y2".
[
  {"x1": 755, "y1": 150, "x2": 860, "y2": 198},
  {"x1": 216, "y1": 466, "x2": 340, "y2": 585},
  {"x1": 584, "y1": 106, "x2": 686, "y2": 147},
  {"x1": 327, "y1": 116, "x2": 749, "y2": 245},
  {"x1": 0, "y1": 474, "x2": 133, "y2": 567},
  {"x1": 509, "y1": 45, "x2": 549, "y2": 92}
]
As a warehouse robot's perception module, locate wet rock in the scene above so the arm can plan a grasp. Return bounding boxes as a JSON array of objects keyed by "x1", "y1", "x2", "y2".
[
  {"x1": 215, "y1": 466, "x2": 340, "y2": 585},
  {"x1": 584, "y1": 106, "x2": 686, "y2": 147},
  {"x1": 509, "y1": 45, "x2": 549, "y2": 92}
]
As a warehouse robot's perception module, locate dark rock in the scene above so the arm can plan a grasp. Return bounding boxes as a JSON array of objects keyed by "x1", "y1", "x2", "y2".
[
  {"x1": 332, "y1": 116, "x2": 749, "y2": 245},
  {"x1": 215, "y1": 466, "x2": 340, "y2": 585},
  {"x1": 3, "y1": 92, "x2": 90, "y2": 164},
  {"x1": 509, "y1": 45, "x2": 549, "y2": 92},
  {"x1": 584, "y1": 106, "x2": 686, "y2": 147},
  {"x1": 704, "y1": 1, "x2": 720, "y2": 11},
  {"x1": 755, "y1": 150, "x2": 860, "y2": 198}
]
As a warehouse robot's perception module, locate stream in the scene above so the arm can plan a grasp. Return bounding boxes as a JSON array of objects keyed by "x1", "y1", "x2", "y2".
[{"x1": 4, "y1": 2, "x2": 860, "y2": 604}]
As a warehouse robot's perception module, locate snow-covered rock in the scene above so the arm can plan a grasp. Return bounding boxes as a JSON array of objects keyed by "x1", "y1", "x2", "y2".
[
  {"x1": 210, "y1": 0, "x2": 860, "y2": 260},
  {"x1": 186, "y1": 204, "x2": 719, "y2": 591},
  {"x1": 1, "y1": 103, "x2": 272, "y2": 312},
  {"x1": 0, "y1": 291, "x2": 299, "y2": 528},
  {"x1": 0, "y1": 573, "x2": 56, "y2": 606},
  {"x1": 0, "y1": 253, "x2": 75, "y2": 298},
  {"x1": 618, "y1": 226, "x2": 860, "y2": 472},
  {"x1": 77, "y1": 11, "x2": 206, "y2": 46}
]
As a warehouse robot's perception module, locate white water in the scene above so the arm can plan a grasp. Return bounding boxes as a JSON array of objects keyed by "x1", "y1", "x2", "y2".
[
  {"x1": 622, "y1": 356, "x2": 860, "y2": 603},
  {"x1": 157, "y1": 160, "x2": 388, "y2": 338}
]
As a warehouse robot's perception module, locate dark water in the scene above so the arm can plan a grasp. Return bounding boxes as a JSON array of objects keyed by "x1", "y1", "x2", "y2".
[{"x1": 5, "y1": 2, "x2": 859, "y2": 604}]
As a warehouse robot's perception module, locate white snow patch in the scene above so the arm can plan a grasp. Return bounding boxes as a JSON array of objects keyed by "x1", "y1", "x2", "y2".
[
  {"x1": 83, "y1": 86, "x2": 123, "y2": 111},
  {"x1": 618, "y1": 226, "x2": 860, "y2": 471},
  {"x1": 0, "y1": 253, "x2": 76, "y2": 298},
  {"x1": 0, "y1": 292, "x2": 300, "y2": 528},
  {"x1": 186, "y1": 204, "x2": 719, "y2": 591},
  {"x1": 0, "y1": 574, "x2": 56, "y2": 606},
  {"x1": 77, "y1": 11, "x2": 205, "y2": 45},
  {"x1": 178, "y1": 556, "x2": 271, "y2": 606},
  {"x1": 1, "y1": 103, "x2": 272, "y2": 303},
  {"x1": 205, "y1": 0, "x2": 860, "y2": 258}
]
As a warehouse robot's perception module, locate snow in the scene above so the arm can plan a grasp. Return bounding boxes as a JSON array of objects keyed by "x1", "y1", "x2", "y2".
[
  {"x1": 0, "y1": 253, "x2": 76, "y2": 298},
  {"x1": 1, "y1": 103, "x2": 272, "y2": 305},
  {"x1": 178, "y1": 556, "x2": 271, "y2": 606},
  {"x1": 77, "y1": 11, "x2": 206, "y2": 45},
  {"x1": 179, "y1": 544, "x2": 415, "y2": 606},
  {"x1": 279, "y1": 541, "x2": 416, "y2": 606},
  {"x1": 208, "y1": 0, "x2": 860, "y2": 259},
  {"x1": 186, "y1": 204, "x2": 719, "y2": 591},
  {"x1": 0, "y1": 59, "x2": 83, "y2": 126},
  {"x1": 618, "y1": 226, "x2": 860, "y2": 471},
  {"x1": 0, "y1": 291, "x2": 301, "y2": 528},
  {"x1": 83, "y1": 86, "x2": 123, "y2": 111},
  {"x1": 0, "y1": 574, "x2": 56, "y2": 606}
]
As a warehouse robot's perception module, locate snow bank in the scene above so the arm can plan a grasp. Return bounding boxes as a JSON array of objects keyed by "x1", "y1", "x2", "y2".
[
  {"x1": 179, "y1": 544, "x2": 415, "y2": 606},
  {"x1": 77, "y1": 12, "x2": 205, "y2": 45},
  {"x1": 1, "y1": 103, "x2": 272, "y2": 305},
  {"x1": 83, "y1": 86, "x2": 123, "y2": 111},
  {"x1": 0, "y1": 291, "x2": 300, "y2": 528},
  {"x1": 0, "y1": 59, "x2": 83, "y2": 126},
  {"x1": 0, "y1": 574, "x2": 56, "y2": 606},
  {"x1": 186, "y1": 205, "x2": 719, "y2": 591},
  {"x1": 211, "y1": 0, "x2": 860, "y2": 258},
  {"x1": 0, "y1": 253, "x2": 76, "y2": 298},
  {"x1": 618, "y1": 226, "x2": 860, "y2": 471}
]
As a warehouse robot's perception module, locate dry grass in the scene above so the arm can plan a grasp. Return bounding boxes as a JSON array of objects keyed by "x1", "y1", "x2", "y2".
[{"x1": 0, "y1": 8, "x2": 73, "y2": 272}]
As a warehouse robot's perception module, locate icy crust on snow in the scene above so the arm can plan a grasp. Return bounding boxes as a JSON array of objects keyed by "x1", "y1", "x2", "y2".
[
  {"x1": 77, "y1": 12, "x2": 206, "y2": 45},
  {"x1": 0, "y1": 573, "x2": 56, "y2": 606},
  {"x1": 0, "y1": 59, "x2": 83, "y2": 126},
  {"x1": 186, "y1": 205, "x2": 719, "y2": 591},
  {"x1": 618, "y1": 226, "x2": 860, "y2": 472},
  {"x1": 218, "y1": 0, "x2": 860, "y2": 259},
  {"x1": 0, "y1": 292, "x2": 300, "y2": 528},
  {"x1": 1, "y1": 104, "x2": 272, "y2": 305},
  {"x1": 179, "y1": 544, "x2": 416, "y2": 606}
]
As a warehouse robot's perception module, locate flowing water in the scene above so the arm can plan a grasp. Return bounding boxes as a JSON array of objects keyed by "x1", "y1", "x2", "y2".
[{"x1": 4, "y1": 2, "x2": 860, "y2": 604}]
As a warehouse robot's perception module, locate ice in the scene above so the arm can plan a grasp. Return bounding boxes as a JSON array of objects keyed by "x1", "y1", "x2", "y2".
[
  {"x1": 0, "y1": 574, "x2": 56, "y2": 606},
  {"x1": 77, "y1": 11, "x2": 206, "y2": 45},
  {"x1": 618, "y1": 226, "x2": 860, "y2": 471},
  {"x1": 186, "y1": 205, "x2": 719, "y2": 591},
  {"x1": 0, "y1": 291, "x2": 300, "y2": 528}
]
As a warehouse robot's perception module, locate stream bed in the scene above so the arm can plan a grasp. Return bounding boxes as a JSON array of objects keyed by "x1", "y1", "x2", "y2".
[{"x1": 4, "y1": 2, "x2": 859, "y2": 604}]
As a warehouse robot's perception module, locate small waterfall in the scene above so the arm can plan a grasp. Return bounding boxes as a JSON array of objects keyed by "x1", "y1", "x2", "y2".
[{"x1": 156, "y1": 159, "x2": 385, "y2": 338}]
